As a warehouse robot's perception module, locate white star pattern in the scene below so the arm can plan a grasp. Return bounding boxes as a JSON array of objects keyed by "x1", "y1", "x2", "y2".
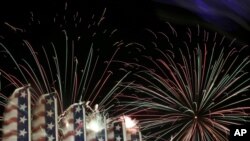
[
  {"x1": 48, "y1": 135, "x2": 55, "y2": 141},
  {"x1": 19, "y1": 129, "x2": 27, "y2": 136},
  {"x1": 75, "y1": 106, "x2": 81, "y2": 112},
  {"x1": 47, "y1": 110, "x2": 54, "y2": 117},
  {"x1": 19, "y1": 116, "x2": 27, "y2": 123},
  {"x1": 47, "y1": 122, "x2": 54, "y2": 130},
  {"x1": 115, "y1": 125, "x2": 121, "y2": 131},
  {"x1": 20, "y1": 104, "x2": 27, "y2": 111},
  {"x1": 75, "y1": 129, "x2": 83, "y2": 136},
  {"x1": 75, "y1": 117, "x2": 82, "y2": 124},
  {"x1": 47, "y1": 98, "x2": 53, "y2": 105},
  {"x1": 116, "y1": 136, "x2": 122, "y2": 141},
  {"x1": 20, "y1": 91, "x2": 26, "y2": 98}
]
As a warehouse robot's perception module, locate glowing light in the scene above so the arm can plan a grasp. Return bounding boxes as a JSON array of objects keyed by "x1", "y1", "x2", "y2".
[
  {"x1": 120, "y1": 116, "x2": 138, "y2": 129},
  {"x1": 86, "y1": 113, "x2": 105, "y2": 133},
  {"x1": 65, "y1": 121, "x2": 69, "y2": 128}
]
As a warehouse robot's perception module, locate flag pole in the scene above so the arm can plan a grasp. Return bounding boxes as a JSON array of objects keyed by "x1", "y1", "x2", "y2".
[
  {"x1": 54, "y1": 94, "x2": 59, "y2": 141},
  {"x1": 104, "y1": 116, "x2": 108, "y2": 141},
  {"x1": 27, "y1": 87, "x2": 32, "y2": 141},
  {"x1": 122, "y1": 119, "x2": 127, "y2": 141},
  {"x1": 82, "y1": 103, "x2": 87, "y2": 141}
]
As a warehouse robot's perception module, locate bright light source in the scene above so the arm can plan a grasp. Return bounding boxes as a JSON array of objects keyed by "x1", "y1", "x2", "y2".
[
  {"x1": 120, "y1": 115, "x2": 138, "y2": 129},
  {"x1": 86, "y1": 113, "x2": 105, "y2": 133},
  {"x1": 65, "y1": 121, "x2": 69, "y2": 128}
]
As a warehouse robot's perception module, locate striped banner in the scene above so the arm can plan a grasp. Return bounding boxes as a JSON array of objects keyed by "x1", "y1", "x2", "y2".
[
  {"x1": 59, "y1": 103, "x2": 86, "y2": 141},
  {"x1": 86, "y1": 116, "x2": 107, "y2": 141},
  {"x1": 1, "y1": 87, "x2": 143, "y2": 141},
  {"x1": 126, "y1": 130, "x2": 142, "y2": 141},
  {"x1": 31, "y1": 93, "x2": 58, "y2": 141},
  {"x1": 2, "y1": 86, "x2": 32, "y2": 141},
  {"x1": 107, "y1": 119, "x2": 126, "y2": 141}
]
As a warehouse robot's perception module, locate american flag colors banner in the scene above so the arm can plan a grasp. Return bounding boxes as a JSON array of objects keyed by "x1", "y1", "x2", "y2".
[
  {"x1": 96, "y1": 128, "x2": 107, "y2": 141},
  {"x1": 2, "y1": 86, "x2": 32, "y2": 141},
  {"x1": 1, "y1": 87, "x2": 142, "y2": 141},
  {"x1": 107, "y1": 120, "x2": 126, "y2": 141},
  {"x1": 59, "y1": 103, "x2": 86, "y2": 141},
  {"x1": 31, "y1": 93, "x2": 58, "y2": 141},
  {"x1": 126, "y1": 131, "x2": 142, "y2": 141},
  {"x1": 86, "y1": 116, "x2": 108, "y2": 141}
]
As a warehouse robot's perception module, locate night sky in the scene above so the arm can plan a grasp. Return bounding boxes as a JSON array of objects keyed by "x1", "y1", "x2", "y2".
[
  {"x1": 0, "y1": 0, "x2": 249, "y2": 117},
  {"x1": 1, "y1": 0, "x2": 250, "y2": 140},
  {"x1": 1, "y1": 0, "x2": 249, "y2": 40},
  {"x1": 1, "y1": 0, "x2": 249, "y2": 45}
]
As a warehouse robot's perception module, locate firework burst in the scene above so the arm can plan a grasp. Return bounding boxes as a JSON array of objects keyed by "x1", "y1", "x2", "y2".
[
  {"x1": 0, "y1": 1, "x2": 129, "y2": 122},
  {"x1": 118, "y1": 24, "x2": 250, "y2": 141}
]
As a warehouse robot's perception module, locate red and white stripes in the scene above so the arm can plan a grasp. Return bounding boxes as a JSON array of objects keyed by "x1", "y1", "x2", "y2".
[{"x1": 2, "y1": 86, "x2": 32, "y2": 141}]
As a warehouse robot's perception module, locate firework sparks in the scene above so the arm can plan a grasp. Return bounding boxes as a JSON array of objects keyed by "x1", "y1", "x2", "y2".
[
  {"x1": 120, "y1": 115, "x2": 139, "y2": 134},
  {"x1": 85, "y1": 101, "x2": 106, "y2": 133},
  {"x1": 0, "y1": 1, "x2": 129, "y2": 126},
  {"x1": 0, "y1": 1, "x2": 145, "y2": 140},
  {"x1": 118, "y1": 24, "x2": 250, "y2": 141}
]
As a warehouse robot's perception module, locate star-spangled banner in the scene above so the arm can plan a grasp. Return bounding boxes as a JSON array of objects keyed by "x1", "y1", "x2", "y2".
[
  {"x1": 2, "y1": 86, "x2": 32, "y2": 141},
  {"x1": 59, "y1": 103, "x2": 86, "y2": 141},
  {"x1": 31, "y1": 93, "x2": 58, "y2": 141},
  {"x1": 2, "y1": 86, "x2": 142, "y2": 141},
  {"x1": 96, "y1": 128, "x2": 107, "y2": 141},
  {"x1": 86, "y1": 116, "x2": 108, "y2": 141},
  {"x1": 107, "y1": 120, "x2": 126, "y2": 141},
  {"x1": 126, "y1": 130, "x2": 142, "y2": 141}
]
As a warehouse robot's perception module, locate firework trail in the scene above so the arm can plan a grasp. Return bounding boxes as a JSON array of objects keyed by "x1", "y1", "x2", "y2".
[
  {"x1": 0, "y1": 1, "x2": 129, "y2": 132},
  {"x1": 118, "y1": 24, "x2": 250, "y2": 141}
]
